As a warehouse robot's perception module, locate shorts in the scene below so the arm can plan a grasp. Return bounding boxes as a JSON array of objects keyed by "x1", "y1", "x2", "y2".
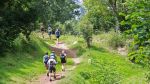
[
  {"x1": 48, "y1": 32, "x2": 52, "y2": 35},
  {"x1": 61, "y1": 58, "x2": 66, "y2": 63},
  {"x1": 49, "y1": 66, "x2": 56, "y2": 73},
  {"x1": 56, "y1": 36, "x2": 60, "y2": 38}
]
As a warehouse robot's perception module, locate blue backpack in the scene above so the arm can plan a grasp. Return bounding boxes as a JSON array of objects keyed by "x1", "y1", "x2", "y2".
[
  {"x1": 56, "y1": 31, "x2": 60, "y2": 36},
  {"x1": 44, "y1": 56, "x2": 49, "y2": 63}
]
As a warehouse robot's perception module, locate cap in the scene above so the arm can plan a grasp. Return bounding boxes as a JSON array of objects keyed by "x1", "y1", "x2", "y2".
[{"x1": 50, "y1": 56, "x2": 55, "y2": 59}]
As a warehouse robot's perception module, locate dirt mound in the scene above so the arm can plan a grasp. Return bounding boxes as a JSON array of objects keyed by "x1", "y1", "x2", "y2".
[{"x1": 50, "y1": 46, "x2": 76, "y2": 58}]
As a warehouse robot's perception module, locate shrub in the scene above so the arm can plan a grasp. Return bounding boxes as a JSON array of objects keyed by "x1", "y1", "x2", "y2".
[{"x1": 108, "y1": 31, "x2": 126, "y2": 49}]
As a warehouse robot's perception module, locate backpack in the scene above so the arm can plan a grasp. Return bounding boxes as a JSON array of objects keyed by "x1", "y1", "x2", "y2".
[
  {"x1": 44, "y1": 56, "x2": 49, "y2": 63},
  {"x1": 49, "y1": 60, "x2": 55, "y2": 67},
  {"x1": 56, "y1": 30, "x2": 60, "y2": 36},
  {"x1": 60, "y1": 54, "x2": 65, "y2": 59},
  {"x1": 50, "y1": 53, "x2": 55, "y2": 58}
]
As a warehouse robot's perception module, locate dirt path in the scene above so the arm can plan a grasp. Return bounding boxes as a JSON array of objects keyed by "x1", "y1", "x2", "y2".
[{"x1": 29, "y1": 42, "x2": 80, "y2": 84}]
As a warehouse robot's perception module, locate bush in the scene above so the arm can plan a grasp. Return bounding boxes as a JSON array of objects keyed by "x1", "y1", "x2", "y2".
[
  {"x1": 128, "y1": 45, "x2": 150, "y2": 64},
  {"x1": 108, "y1": 31, "x2": 126, "y2": 49}
]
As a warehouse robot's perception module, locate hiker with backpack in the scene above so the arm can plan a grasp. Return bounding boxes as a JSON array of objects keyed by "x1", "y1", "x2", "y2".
[
  {"x1": 48, "y1": 25, "x2": 52, "y2": 39},
  {"x1": 43, "y1": 52, "x2": 49, "y2": 70},
  {"x1": 50, "y1": 51, "x2": 57, "y2": 62},
  {"x1": 55, "y1": 29, "x2": 60, "y2": 43},
  {"x1": 60, "y1": 50, "x2": 67, "y2": 72},
  {"x1": 47, "y1": 56, "x2": 57, "y2": 81}
]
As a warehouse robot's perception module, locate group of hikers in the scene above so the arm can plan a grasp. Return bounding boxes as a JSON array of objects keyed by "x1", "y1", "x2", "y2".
[
  {"x1": 43, "y1": 50, "x2": 67, "y2": 81},
  {"x1": 41, "y1": 24, "x2": 60, "y2": 43},
  {"x1": 42, "y1": 24, "x2": 67, "y2": 81}
]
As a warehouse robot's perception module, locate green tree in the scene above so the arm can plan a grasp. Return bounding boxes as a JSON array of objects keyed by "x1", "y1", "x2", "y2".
[
  {"x1": 79, "y1": 17, "x2": 93, "y2": 47},
  {"x1": 121, "y1": 0, "x2": 150, "y2": 64},
  {"x1": 83, "y1": 0, "x2": 127, "y2": 32}
]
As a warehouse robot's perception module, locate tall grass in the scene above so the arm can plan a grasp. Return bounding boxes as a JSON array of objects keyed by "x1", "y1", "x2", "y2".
[{"x1": 93, "y1": 30, "x2": 126, "y2": 49}]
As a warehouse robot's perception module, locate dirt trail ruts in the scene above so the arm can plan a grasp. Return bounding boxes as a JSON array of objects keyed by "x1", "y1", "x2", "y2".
[
  {"x1": 29, "y1": 42, "x2": 80, "y2": 84},
  {"x1": 50, "y1": 43, "x2": 77, "y2": 58}
]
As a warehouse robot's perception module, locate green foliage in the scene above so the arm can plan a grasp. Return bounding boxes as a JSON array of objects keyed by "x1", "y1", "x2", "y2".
[
  {"x1": 84, "y1": 0, "x2": 114, "y2": 32},
  {"x1": 121, "y1": 0, "x2": 150, "y2": 64},
  {"x1": 37, "y1": 0, "x2": 80, "y2": 25},
  {"x1": 146, "y1": 72, "x2": 150, "y2": 83},
  {"x1": 80, "y1": 71, "x2": 91, "y2": 80},
  {"x1": 87, "y1": 59, "x2": 121, "y2": 84},
  {"x1": 83, "y1": 0, "x2": 127, "y2": 32}
]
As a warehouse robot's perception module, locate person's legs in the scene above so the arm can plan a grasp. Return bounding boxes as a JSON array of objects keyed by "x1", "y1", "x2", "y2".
[
  {"x1": 62, "y1": 63, "x2": 64, "y2": 71},
  {"x1": 61, "y1": 63, "x2": 65, "y2": 77},
  {"x1": 49, "y1": 35, "x2": 51, "y2": 40},
  {"x1": 53, "y1": 71, "x2": 56, "y2": 79},
  {"x1": 53, "y1": 67, "x2": 56, "y2": 79},
  {"x1": 47, "y1": 71, "x2": 49, "y2": 76},
  {"x1": 49, "y1": 68, "x2": 53, "y2": 81},
  {"x1": 48, "y1": 32, "x2": 51, "y2": 40},
  {"x1": 62, "y1": 63, "x2": 66, "y2": 71},
  {"x1": 57, "y1": 38, "x2": 59, "y2": 44},
  {"x1": 56, "y1": 36, "x2": 59, "y2": 44},
  {"x1": 49, "y1": 71, "x2": 52, "y2": 81}
]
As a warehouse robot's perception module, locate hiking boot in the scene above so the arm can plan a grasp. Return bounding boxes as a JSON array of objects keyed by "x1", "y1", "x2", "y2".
[
  {"x1": 54, "y1": 75, "x2": 56, "y2": 79},
  {"x1": 47, "y1": 73, "x2": 49, "y2": 77},
  {"x1": 50, "y1": 79, "x2": 52, "y2": 81},
  {"x1": 62, "y1": 69, "x2": 65, "y2": 72}
]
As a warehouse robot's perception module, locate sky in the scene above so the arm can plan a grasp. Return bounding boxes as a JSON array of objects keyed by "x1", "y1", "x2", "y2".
[{"x1": 74, "y1": 0, "x2": 83, "y2": 5}]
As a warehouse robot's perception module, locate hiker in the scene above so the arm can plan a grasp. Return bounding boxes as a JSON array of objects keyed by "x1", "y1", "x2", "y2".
[
  {"x1": 60, "y1": 50, "x2": 67, "y2": 72},
  {"x1": 48, "y1": 25, "x2": 52, "y2": 39},
  {"x1": 55, "y1": 29, "x2": 60, "y2": 43},
  {"x1": 50, "y1": 51, "x2": 57, "y2": 62},
  {"x1": 40, "y1": 25, "x2": 45, "y2": 38},
  {"x1": 43, "y1": 52, "x2": 49, "y2": 70},
  {"x1": 47, "y1": 56, "x2": 57, "y2": 81}
]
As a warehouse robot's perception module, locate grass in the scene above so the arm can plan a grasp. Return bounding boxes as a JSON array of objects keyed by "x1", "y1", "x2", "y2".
[
  {"x1": 0, "y1": 32, "x2": 74, "y2": 84},
  {"x1": 58, "y1": 35, "x2": 148, "y2": 84},
  {"x1": 0, "y1": 33, "x2": 49, "y2": 84}
]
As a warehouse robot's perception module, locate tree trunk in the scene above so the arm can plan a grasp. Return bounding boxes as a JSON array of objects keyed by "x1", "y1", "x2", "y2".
[{"x1": 87, "y1": 37, "x2": 92, "y2": 48}]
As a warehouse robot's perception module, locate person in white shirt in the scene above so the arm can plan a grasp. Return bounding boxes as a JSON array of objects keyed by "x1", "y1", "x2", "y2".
[{"x1": 47, "y1": 56, "x2": 57, "y2": 81}]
